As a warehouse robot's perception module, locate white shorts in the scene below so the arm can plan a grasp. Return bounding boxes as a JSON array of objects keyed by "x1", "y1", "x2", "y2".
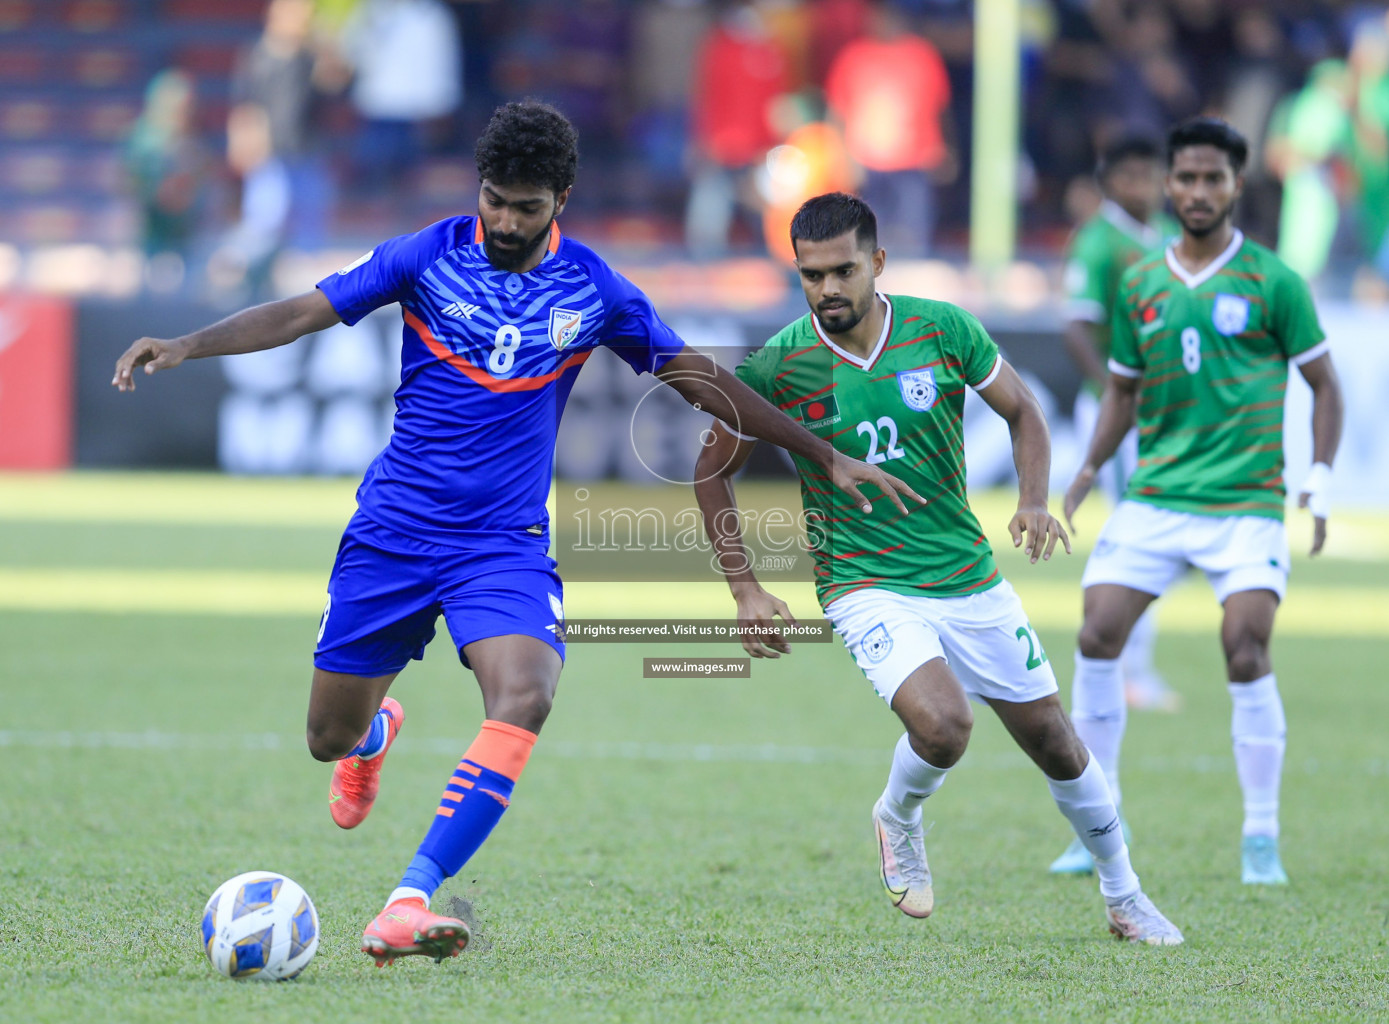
[
  {"x1": 1081, "y1": 500, "x2": 1290, "y2": 604},
  {"x1": 824, "y1": 579, "x2": 1060, "y2": 707}
]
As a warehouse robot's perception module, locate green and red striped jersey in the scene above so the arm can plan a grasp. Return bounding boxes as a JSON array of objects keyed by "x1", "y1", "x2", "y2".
[
  {"x1": 733, "y1": 294, "x2": 1002, "y2": 606},
  {"x1": 1109, "y1": 230, "x2": 1328, "y2": 521},
  {"x1": 1063, "y1": 201, "x2": 1177, "y2": 395}
]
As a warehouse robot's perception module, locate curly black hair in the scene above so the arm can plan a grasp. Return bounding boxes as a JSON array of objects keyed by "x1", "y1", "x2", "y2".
[
  {"x1": 1167, "y1": 117, "x2": 1248, "y2": 174},
  {"x1": 474, "y1": 101, "x2": 578, "y2": 195}
]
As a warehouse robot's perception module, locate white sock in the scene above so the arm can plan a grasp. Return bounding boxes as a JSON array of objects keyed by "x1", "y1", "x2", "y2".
[
  {"x1": 1071, "y1": 653, "x2": 1127, "y2": 808},
  {"x1": 1229, "y1": 673, "x2": 1285, "y2": 838},
  {"x1": 387, "y1": 886, "x2": 430, "y2": 908},
  {"x1": 1122, "y1": 606, "x2": 1160, "y2": 681},
  {"x1": 1047, "y1": 755, "x2": 1140, "y2": 901},
  {"x1": 880, "y1": 733, "x2": 950, "y2": 823}
]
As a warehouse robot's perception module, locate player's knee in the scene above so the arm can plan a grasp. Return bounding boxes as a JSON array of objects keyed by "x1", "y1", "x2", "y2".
[
  {"x1": 911, "y1": 704, "x2": 972, "y2": 766},
  {"x1": 488, "y1": 681, "x2": 553, "y2": 733},
  {"x1": 1032, "y1": 718, "x2": 1087, "y2": 779},
  {"x1": 305, "y1": 724, "x2": 354, "y2": 762},
  {"x1": 1223, "y1": 635, "x2": 1270, "y2": 682},
  {"x1": 1077, "y1": 618, "x2": 1125, "y2": 660}
]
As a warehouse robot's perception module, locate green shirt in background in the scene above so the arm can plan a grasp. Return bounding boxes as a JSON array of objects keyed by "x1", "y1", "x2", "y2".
[{"x1": 1063, "y1": 200, "x2": 1178, "y2": 395}]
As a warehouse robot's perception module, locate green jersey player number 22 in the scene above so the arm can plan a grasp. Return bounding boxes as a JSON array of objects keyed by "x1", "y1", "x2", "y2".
[{"x1": 694, "y1": 192, "x2": 1184, "y2": 947}]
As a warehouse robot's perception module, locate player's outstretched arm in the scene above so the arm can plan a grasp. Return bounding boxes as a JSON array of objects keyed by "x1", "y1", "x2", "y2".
[
  {"x1": 1294, "y1": 352, "x2": 1344, "y2": 556},
  {"x1": 1064, "y1": 369, "x2": 1139, "y2": 531},
  {"x1": 693, "y1": 421, "x2": 798, "y2": 658},
  {"x1": 975, "y1": 360, "x2": 1071, "y2": 564},
  {"x1": 657, "y1": 348, "x2": 925, "y2": 515},
  {"x1": 112, "y1": 290, "x2": 342, "y2": 391}
]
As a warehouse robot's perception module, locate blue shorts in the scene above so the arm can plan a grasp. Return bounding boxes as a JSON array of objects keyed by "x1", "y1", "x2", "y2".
[{"x1": 314, "y1": 511, "x2": 566, "y2": 677}]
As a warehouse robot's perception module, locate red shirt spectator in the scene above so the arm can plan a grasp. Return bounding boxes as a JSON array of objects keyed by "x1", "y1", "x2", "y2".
[
  {"x1": 826, "y1": 30, "x2": 951, "y2": 172},
  {"x1": 809, "y1": 0, "x2": 869, "y2": 85},
  {"x1": 692, "y1": 13, "x2": 791, "y2": 167}
]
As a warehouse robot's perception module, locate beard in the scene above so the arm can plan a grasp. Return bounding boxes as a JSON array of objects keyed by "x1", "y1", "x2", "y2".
[
  {"x1": 816, "y1": 298, "x2": 868, "y2": 334},
  {"x1": 482, "y1": 217, "x2": 553, "y2": 271},
  {"x1": 1177, "y1": 199, "x2": 1235, "y2": 238}
]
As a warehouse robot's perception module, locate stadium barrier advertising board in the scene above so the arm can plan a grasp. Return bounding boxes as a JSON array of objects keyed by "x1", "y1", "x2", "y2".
[
  {"x1": 62, "y1": 299, "x2": 1389, "y2": 510},
  {"x1": 75, "y1": 300, "x2": 226, "y2": 468},
  {"x1": 0, "y1": 294, "x2": 73, "y2": 469}
]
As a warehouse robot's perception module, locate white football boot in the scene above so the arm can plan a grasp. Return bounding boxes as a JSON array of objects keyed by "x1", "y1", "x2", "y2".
[
  {"x1": 1104, "y1": 890, "x2": 1184, "y2": 946},
  {"x1": 872, "y1": 798, "x2": 934, "y2": 918}
]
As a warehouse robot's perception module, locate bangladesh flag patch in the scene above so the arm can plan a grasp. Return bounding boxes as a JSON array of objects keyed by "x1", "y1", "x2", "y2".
[
  {"x1": 798, "y1": 394, "x2": 841, "y2": 427},
  {"x1": 1138, "y1": 299, "x2": 1167, "y2": 335}
]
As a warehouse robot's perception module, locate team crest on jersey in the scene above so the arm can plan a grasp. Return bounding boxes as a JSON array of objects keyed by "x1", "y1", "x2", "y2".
[
  {"x1": 1212, "y1": 293, "x2": 1250, "y2": 336},
  {"x1": 897, "y1": 368, "x2": 938, "y2": 412},
  {"x1": 862, "y1": 623, "x2": 893, "y2": 664},
  {"x1": 548, "y1": 307, "x2": 583, "y2": 351}
]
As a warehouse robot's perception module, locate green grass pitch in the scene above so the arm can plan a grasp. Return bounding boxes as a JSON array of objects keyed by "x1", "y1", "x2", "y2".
[{"x1": 1, "y1": 476, "x2": 1386, "y2": 1023}]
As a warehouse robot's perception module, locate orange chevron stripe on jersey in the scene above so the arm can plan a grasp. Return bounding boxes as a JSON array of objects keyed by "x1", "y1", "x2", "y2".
[
  {"x1": 404, "y1": 309, "x2": 591, "y2": 391},
  {"x1": 471, "y1": 218, "x2": 562, "y2": 254}
]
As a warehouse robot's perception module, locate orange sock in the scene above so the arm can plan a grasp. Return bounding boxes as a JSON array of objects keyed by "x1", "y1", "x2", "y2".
[{"x1": 462, "y1": 719, "x2": 537, "y2": 782}]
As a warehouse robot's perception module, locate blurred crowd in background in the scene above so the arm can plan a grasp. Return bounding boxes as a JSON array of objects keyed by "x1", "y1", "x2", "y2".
[{"x1": 2, "y1": 0, "x2": 1388, "y2": 301}]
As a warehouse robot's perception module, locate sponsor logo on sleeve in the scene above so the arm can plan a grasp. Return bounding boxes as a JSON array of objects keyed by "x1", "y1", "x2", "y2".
[
  {"x1": 337, "y1": 249, "x2": 374, "y2": 275},
  {"x1": 897, "y1": 367, "x2": 938, "y2": 412}
]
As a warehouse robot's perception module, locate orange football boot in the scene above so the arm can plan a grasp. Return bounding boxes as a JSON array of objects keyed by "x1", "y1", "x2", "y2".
[
  {"x1": 329, "y1": 697, "x2": 404, "y2": 829},
  {"x1": 361, "y1": 898, "x2": 470, "y2": 966}
]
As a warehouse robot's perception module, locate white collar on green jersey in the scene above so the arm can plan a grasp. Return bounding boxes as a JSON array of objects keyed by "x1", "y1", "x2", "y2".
[
  {"x1": 1100, "y1": 199, "x2": 1163, "y2": 249},
  {"x1": 1164, "y1": 228, "x2": 1244, "y2": 289},
  {"x1": 812, "y1": 292, "x2": 893, "y2": 370}
]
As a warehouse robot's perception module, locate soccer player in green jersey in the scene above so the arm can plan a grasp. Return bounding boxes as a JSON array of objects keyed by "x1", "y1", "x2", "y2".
[
  {"x1": 693, "y1": 193, "x2": 1183, "y2": 945},
  {"x1": 1062, "y1": 135, "x2": 1179, "y2": 716},
  {"x1": 1063, "y1": 118, "x2": 1344, "y2": 886},
  {"x1": 1051, "y1": 136, "x2": 1179, "y2": 876}
]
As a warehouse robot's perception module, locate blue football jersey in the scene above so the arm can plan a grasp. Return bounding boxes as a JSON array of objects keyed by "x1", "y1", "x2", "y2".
[{"x1": 317, "y1": 216, "x2": 686, "y2": 542}]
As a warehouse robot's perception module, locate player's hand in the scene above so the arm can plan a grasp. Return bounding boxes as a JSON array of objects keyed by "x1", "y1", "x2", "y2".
[
  {"x1": 1062, "y1": 466, "x2": 1096, "y2": 535},
  {"x1": 828, "y1": 451, "x2": 925, "y2": 516},
  {"x1": 112, "y1": 336, "x2": 189, "y2": 391},
  {"x1": 1297, "y1": 461, "x2": 1331, "y2": 556},
  {"x1": 731, "y1": 584, "x2": 797, "y2": 658},
  {"x1": 1008, "y1": 503, "x2": 1071, "y2": 564}
]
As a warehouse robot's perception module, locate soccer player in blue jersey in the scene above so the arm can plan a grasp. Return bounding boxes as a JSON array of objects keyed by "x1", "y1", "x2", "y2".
[{"x1": 113, "y1": 101, "x2": 918, "y2": 966}]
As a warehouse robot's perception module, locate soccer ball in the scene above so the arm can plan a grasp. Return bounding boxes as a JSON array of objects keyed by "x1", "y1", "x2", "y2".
[{"x1": 200, "y1": 871, "x2": 319, "y2": 981}]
